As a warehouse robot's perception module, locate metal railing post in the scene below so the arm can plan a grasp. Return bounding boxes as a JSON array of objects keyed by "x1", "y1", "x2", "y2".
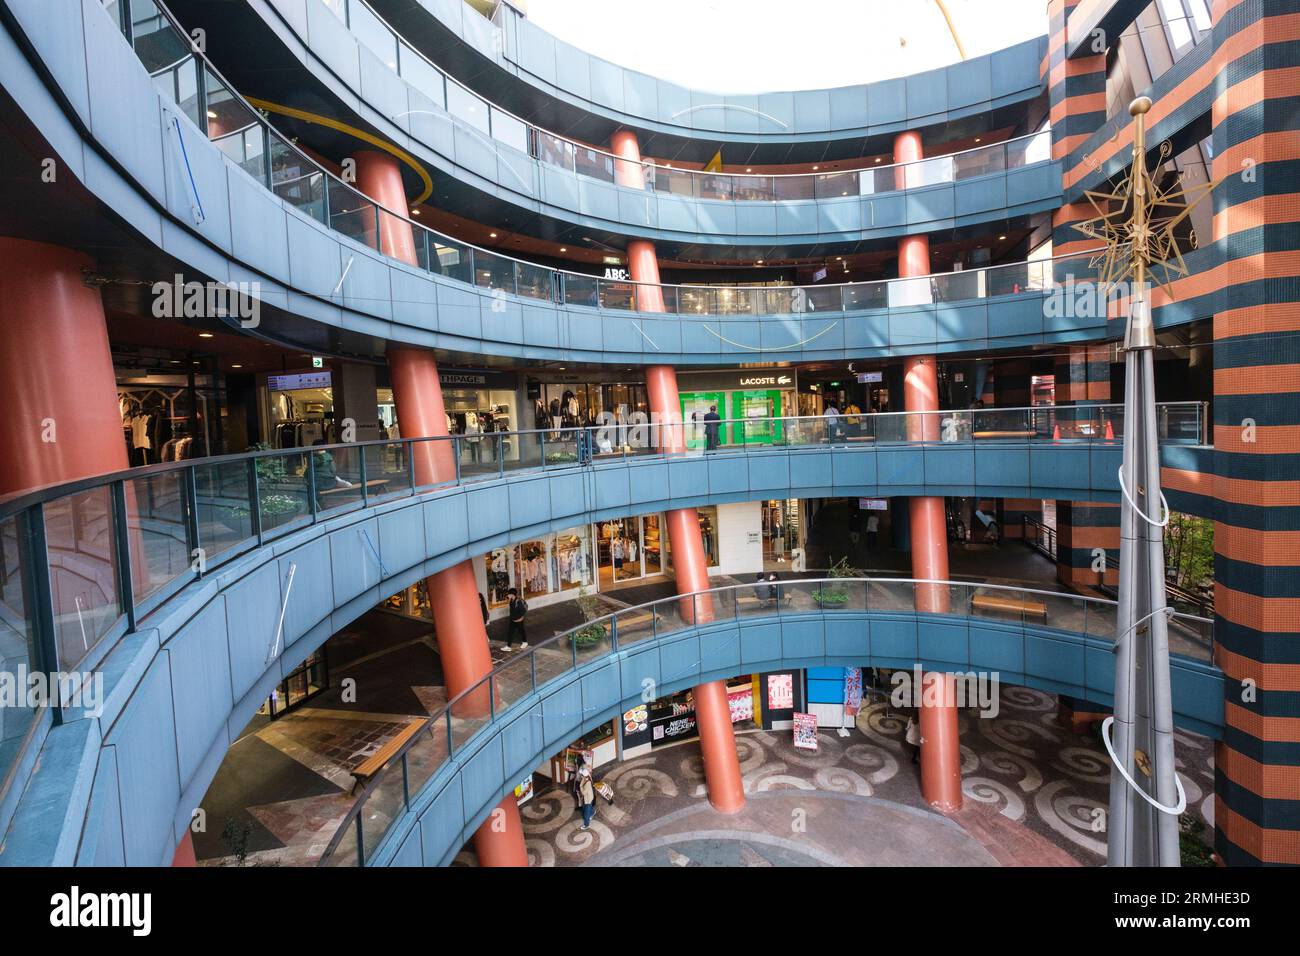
[
  {"x1": 406, "y1": 439, "x2": 416, "y2": 494},
  {"x1": 247, "y1": 456, "x2": 262, "y2": 544},
  {"x1": 183, "y1": 465, "x2": 201, "y2": 577},
  {"x1": 23, "y1": 504, "x2": 61, "y2": 721},
  {"x1": 359, "y1": 444, "x2": 369, "y2": 507},
  {"x1": 110, "y1": 480, "x2": 137, "y2": 634},
  {"x1": 308, "y1": 452, "x2": 318, "y2": 522}
]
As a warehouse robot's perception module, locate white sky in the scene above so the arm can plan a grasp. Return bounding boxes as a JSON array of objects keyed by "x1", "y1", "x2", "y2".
[{"x1": 526, "y1": 0, "x2": 1048, "y2": 93}]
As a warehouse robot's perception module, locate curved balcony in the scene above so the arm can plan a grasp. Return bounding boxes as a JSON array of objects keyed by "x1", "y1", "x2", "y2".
[
  {"x1": 349, "y1": 0, "x2": 1048, "y2": 147},
  {"x1": 201, "y1": 0, "x2": 1060, "y2": 246},
  {"x1": 320, "y1": 576, "x2": 1221, "y2": 867},
  {"x1": 1, "y1": 1, "x2": 1203, "y2": 371},
  {"x1": 0, "y1": 405, "x2": 1209, "y2": 865}
]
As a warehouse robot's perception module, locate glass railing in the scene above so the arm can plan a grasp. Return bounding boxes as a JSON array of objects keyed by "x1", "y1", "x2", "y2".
[
  {"x1": 0, "y1": 400, "x2": 1207, "y2": 799},
  {"x1": 316, "y1": 574, "x2": 1213, "y2": 866},
  {"x1": 99, "y1": 0, "x2": 1080, "y2": 326},
  {"x1": 329, "y1": 0, "x2": 1054, "y2": 201}
]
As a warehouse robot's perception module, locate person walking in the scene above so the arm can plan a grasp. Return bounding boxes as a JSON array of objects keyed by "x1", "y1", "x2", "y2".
[
  {"x1": 905, "y1": 714, "x2": 921, "y2": 765},
  {"x1": 574, "y1": 757, "x2": 596, "y2": 829},
  {"x1": 507, "y1": 587, "x2": 528, "y2": 649},
  {"x1": 703, "y1": 404, "x2": 722, "y2": 451},
  {"x1": 866, "y1": 512, "x2": 880, "y2": 551},
  {"x1": 823, "y1": 402, "x2": 841, "y2": 443},
  {"x1": 848, "y1": 508, "x2": 862, "y2": 551}
]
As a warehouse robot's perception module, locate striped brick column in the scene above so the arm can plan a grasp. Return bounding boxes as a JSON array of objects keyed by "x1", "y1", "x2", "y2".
[
  {"x1": 1207, "y1": 0, "x2": 1300, "y2": 867},
  {"x1": 1054, "y1": 343, "x2": 1120, "y2": 587},
  {"x1": 1047, "y1": 0, "x2": 1110, "y2": 258}
]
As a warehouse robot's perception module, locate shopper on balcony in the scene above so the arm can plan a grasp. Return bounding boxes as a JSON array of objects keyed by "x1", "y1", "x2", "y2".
[{"x1": 703, "y1": 405, "x2": 722, "y2": 451}]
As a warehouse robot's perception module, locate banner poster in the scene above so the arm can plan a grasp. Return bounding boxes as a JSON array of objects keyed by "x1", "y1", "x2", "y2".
[
  {"x1": 727, "y1": 686, "x2": 754, "y2": 724},
  {"x1": 768, "y1": 673, "x2": 794, "y2": 710},
  {"x1": 844, "y1": 667, "x2": 864, "y2": 717},
  {"x1": 793, "y1": 712, "x2": 819, "y2": 751},
  {"x1": 514, "y1": 775, "x2": 535, "y2": 805}
]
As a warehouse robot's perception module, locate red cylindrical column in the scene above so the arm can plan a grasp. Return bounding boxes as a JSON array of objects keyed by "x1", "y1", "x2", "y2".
[
  {"x1": 895, "y1": 133, "x2": 961, "y2": 811},
  {"x1": 645, "y1": 364, "x2": 744, "y2": 813},
  {"x1": 918, "y1": 672, "x2": 963, "y2": 811},
  {"x1": 0, "y1": 239, "x2": 127, "y2": 495},
  {"x1": 171, "y1": 831, "x2": 197, "y2": 867},
  {"x1": 386, "y1": 347, "x2": 527, "y2": 865},
  {"x1": 472, "y1": 794, "x2": 530, "y2": 867},
  {"x1": 352, "y1": 150, "x2": 419, "y2": 267},
  {"x1": 610, "y1": 130, "x2": 666, "y2": 313}
]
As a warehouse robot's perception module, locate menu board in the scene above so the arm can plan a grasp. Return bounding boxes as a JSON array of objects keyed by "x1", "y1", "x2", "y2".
[
  {"x1": 793, "y1": 712, "x2": 819, "y2": 751},
  {"x1": 768, "y1": 673, "x2": 794, "y2": 710},
  {"x1": 621, "y1": 704, "x2": 652, "y2": 749}
]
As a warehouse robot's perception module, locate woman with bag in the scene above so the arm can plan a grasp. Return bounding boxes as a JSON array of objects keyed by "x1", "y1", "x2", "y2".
[{"x1": 574, "y1": 758, "x2": 596, "y2": 830}]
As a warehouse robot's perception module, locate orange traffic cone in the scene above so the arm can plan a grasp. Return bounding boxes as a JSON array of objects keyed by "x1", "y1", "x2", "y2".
[
  {"x1": 1104, "y1": 419, "x2": 1114, "y2": 440},
  {"x1": 1052, "y1": 422, "x2": 1061, "y2": 440}
]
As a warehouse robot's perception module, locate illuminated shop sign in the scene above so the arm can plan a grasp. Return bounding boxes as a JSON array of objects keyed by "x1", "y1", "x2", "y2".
[
  {"x1": 267, "y1": 371, "x2": 332, "y2": 390},
  {"x1": 680, "y1": 369, "x2": 795, "y2": 390}
]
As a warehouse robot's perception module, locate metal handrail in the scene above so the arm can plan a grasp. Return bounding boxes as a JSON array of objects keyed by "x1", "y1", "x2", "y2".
[
  {"x1": 335, "y1": 0, "x2": 1051, "y2": 190},
  {"x1": 316, "y1": 574, "x2": 1214, "y2": 865},
  {"x1": 100, "y1": 1, "x2": 1078, "y2": 318},
  {"x1": 0, "y1": 402, "x2": 1205, "y2": 515}
]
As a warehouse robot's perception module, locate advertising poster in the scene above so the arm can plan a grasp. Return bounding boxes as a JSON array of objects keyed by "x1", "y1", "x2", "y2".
[
  {"x1": 621, "y1": 703, "x2": 652, "y2": 749},
  {"x1": 793, "y1": 712, "x2": 819, "y2": 751},
  {"x1": 727, "y1": 686, "x2": 754, "y2": 724},
  {"x1": 513, "y1": 775, "x2": 534, "y2": 805},
  {"x1": 844, "y1": 667, "x2": 864, "y2": 717},
  {"x1": 768, "y1": 673, "x2": 794, "y2": 710}
]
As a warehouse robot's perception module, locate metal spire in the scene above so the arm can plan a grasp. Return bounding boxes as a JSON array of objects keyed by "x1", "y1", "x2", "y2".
[{"x1": 1074, "y1": 96, "x2": 1212, "y2": 866}]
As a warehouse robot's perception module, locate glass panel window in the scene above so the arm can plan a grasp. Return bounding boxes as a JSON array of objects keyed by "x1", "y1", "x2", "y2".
[
  {"x1": 447, "y1": 83, "x2": 491, "y2": 135},
  {"x1": 489, "y1": 107, "x2": 529, "y2": 153},
  {"x1": 349, "y1": 0, "x2": 399, "y2": 69},
  {"x1": 399, "y1": 46, "x2": 445, "y2": 108}
]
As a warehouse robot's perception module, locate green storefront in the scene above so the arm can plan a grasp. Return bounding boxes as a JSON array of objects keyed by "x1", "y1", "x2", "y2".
[{"x1": 678, "y1": 368, "x2": 796, "y2": 449}]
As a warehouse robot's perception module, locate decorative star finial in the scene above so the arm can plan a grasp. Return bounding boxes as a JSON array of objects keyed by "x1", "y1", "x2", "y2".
[{"x1": 1074, "y1": 114, "x2": 1215, "y2": 300}]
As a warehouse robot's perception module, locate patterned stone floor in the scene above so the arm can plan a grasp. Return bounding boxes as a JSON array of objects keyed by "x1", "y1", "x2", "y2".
[{"x1": 474, "y1": 684, "x2": 1216, "y2": 868}]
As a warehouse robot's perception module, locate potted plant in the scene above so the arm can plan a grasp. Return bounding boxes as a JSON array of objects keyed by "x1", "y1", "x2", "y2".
[
  {"x1": 813, "y1": 557, "x2": 861, "y2": 608},
  {"x1": 546, "y1": 451, "x2": 579, "y2": 464},
  {"x1": 568, "y1": 585, "x2": 608, "y2": 648}
]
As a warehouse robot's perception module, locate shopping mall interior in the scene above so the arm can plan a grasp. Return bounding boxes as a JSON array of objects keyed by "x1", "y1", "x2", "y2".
[{"x1": 0, "y1": 0, "x2": 1294, "y2": 889}]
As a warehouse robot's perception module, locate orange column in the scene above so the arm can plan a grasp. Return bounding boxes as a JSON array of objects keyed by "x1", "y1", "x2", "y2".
[
  {"x1": 646, "y1": 367, "x2": 745, "y2": 814},
  {"x1": 0, "y1": 239, "x2": 127, "y2": 495},
  {"x1": 617, "y1": 129, "x2": 742, "y2": 814},
  {"x1": 895, "y1": 132, "x2": 961, "y2": 812},
  {"x1": 610, "y1": 130, "x2": 667, "y2": 313},
  {"x1": 352, "y1": 150, "x2": 419, "y2": 266},
  {"x1": 171, "y1": 831, "x2": 197, "y2": 867}
]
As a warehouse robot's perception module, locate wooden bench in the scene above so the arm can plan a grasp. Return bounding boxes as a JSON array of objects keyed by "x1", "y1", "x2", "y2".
[
  {"x1": 972, "y1": 593, "x2": 1048, "y2": 621},
  {"x1": 318, "y1": 477, "x2": 390, "y2": 501},
  {"x1": 349, "y1": 719, "x2": 428, "y2": 794}
]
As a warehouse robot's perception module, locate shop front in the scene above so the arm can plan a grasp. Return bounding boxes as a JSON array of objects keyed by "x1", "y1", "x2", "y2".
[
  {"x1": 256, "y1": 649, "x2": 328, "y2": 719},
  {"x1": 526, "y1": 372, "x2": 649, "y2": 430},
  {"x1": 436, "y1": 368, "x2": 522, "y2": 464},
  {"x1": 677, "y1": 367, "x2": 796, "y2": 448}
]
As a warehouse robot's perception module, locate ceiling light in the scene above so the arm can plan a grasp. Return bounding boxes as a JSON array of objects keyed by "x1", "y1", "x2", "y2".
[
  {"x1": 975, "y1": 137, "x2": 981, "y2": 143},
  {"x1": 411, "y1": 208, "x2": 421, "y2": 215},
  {"x1": 875, "y1": 157, "x2": 882, "y2": 163},
  {"x1": 746, "y1": 168, "x2": 752, "y2": 172},
  {"x1": 998, "y1": 235, "x2": 1007, "y2": 240},
  {"x1": 489, "y1": 232, "x2": 498, "y2": 238},
  {"x1": 231, "y1": 364, "x2": 243, "y2": 369},
  {"x1": 198, "y1": 332, "x2": 214, "y2": 339},
  {"x1": 560, "y1": 247, "x2": 567, "y2": 252},
  {"x1": 756, "y1": 259, "x2": 764, "y2": 264},
  {"x1": 812, "y1": 165, "x2": 819, "y2": 171}
]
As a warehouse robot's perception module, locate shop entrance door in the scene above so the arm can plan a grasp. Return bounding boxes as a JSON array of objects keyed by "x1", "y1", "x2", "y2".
[
  {"x1": 732, "y1": 389, "x2": 782, "y2": 446},
  {"x1": 680, "y1": 391, "x2": 725, "y2": 449}
]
